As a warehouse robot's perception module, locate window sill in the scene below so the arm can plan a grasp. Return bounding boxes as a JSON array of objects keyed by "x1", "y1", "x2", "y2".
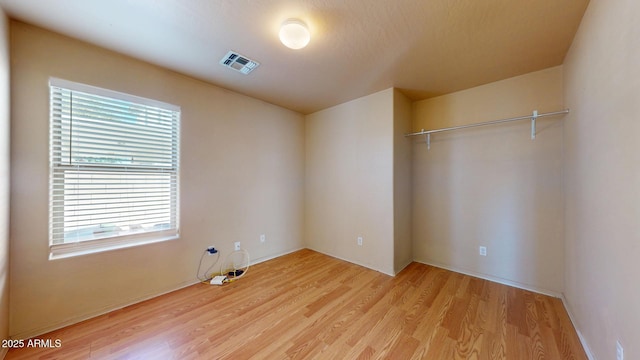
[{"x1": 49, "y1": 231, "x2": 179, "y2": 260}]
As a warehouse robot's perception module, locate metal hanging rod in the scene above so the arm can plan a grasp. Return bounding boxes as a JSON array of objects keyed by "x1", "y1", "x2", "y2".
[{"x1": 405, "y1": 109, "x2": 569, "y2": 150}]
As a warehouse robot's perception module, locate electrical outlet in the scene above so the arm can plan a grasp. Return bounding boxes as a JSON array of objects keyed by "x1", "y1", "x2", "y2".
[
  {"x1": 479, "y1": 246, "x2": 487, "y2": 256},
  {"x1": 260, "y1": 234, "x2": 266, "y2": 243},
  {"x1": 234, "y1": 241, "x2": 241, "y2": 251},
  {"x1": 357, "y1": 236, "x2": 363, "y2": 246},
  {"x1": 616, "y1": 340, "x2": 624, "y2": 360}
]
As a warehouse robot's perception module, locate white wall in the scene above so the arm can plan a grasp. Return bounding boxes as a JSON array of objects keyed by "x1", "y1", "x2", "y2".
[
  {"x1": 9, "y1": 5, "x2": 633, "y2": 357},
  {"x1": 305, "y1": 88, "x2": 396, "y2": 275},
  {"x1": 393, "y1": 89, "x2": 412, "y2": 273},
  {"x1": 0, "y1": 6, "x2": 10, "y2": 356},
  {"x1": 563, "y1": 0, "x2": 640, "y2": 358},
  {"x1": 411, "y1": 66, "x2": 565, "y2": 295},
  {"x1": 9, "y1": 21, "x2": 305, "y2": 338},
  {"x1": 304, "y1": 88, "x2": 412, "y2": 275}
]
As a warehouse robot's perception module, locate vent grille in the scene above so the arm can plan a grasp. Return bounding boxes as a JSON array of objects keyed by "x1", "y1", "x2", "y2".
[{"x1": 219, "y1": 51, "x2": 259, "y2": 75}]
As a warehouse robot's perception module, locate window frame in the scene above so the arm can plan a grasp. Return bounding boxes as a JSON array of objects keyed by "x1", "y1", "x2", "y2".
[{"x1": 48, "y1": 78, "x2": 181, "y2": 260}]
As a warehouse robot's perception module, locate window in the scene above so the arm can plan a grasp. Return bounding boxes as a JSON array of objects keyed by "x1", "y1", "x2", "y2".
[{"x1": 49, "y1": 78, "x2": 180, "y2": 259}]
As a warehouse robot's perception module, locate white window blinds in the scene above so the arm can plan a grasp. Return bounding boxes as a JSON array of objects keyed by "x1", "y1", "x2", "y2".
[{"x1": 49, "y1": 78, "x2": 180, "y2": 249}]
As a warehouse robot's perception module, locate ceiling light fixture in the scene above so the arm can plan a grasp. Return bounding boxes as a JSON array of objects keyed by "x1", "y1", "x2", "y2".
[{"x1": 279, "y1": 19, "x2": 310, "y2": 50}]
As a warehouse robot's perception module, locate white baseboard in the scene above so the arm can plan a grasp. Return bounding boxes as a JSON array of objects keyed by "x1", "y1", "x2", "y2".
[
  {"x1": 415, "y1": 259, "x2": 595, "y2": 358},
  {"x1": 10, "y1": 247, "x2": 595, "y2": 360},
  {"x1": 306, "y1": 248, "x2": 396, "y2": 276},
  {"x1": 394, "y1": 259, "x2": 413, "y2": 275},
  {"x1": 559, "y1": 294, "x2": 596, "y2": 360},
  {"x1": 10, "y1": 247, "x2": 305, "y2": 341},
  {"x1": 251, "y1": 247, "x2": 305, "y2": 266},
  {"x1": 10, "y1": 278, "x2": 200, "y2": 341},
  {"x1": 414, "y1": 259, "x2": 563, "y2": 298}
]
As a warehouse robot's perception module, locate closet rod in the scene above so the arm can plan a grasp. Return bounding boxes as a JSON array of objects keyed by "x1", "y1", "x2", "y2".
[{"x1": 404, "y1": 109, "x2": 569, "y2": 138}]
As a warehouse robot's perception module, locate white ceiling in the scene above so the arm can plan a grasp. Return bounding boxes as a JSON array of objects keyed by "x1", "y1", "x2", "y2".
[{"x1": 0, "y1": 0, "x2": 589, "y2": 114}]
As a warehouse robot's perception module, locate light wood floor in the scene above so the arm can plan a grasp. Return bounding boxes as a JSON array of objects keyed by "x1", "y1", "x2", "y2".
[{"x1": 6, "y1": 249, "x2": 587, "y2": 359}]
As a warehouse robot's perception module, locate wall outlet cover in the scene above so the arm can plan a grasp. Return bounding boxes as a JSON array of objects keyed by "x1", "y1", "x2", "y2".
[{"x1": 479, "y1": 246, "x2": 487, "y2": 256}]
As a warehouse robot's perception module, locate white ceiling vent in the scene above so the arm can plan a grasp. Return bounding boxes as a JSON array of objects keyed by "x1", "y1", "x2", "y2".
[{"x1": 219, "y1": 51, "x2": 259, "y2": 75}]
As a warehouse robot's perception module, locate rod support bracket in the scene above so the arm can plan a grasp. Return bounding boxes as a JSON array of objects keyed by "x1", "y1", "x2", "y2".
[{"x1": 531, "y1": 110, "x2": 538, "y2": 140}]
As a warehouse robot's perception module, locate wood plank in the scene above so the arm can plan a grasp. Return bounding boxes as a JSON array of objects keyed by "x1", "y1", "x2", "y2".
[{"x1": 5, "y1": 249, "x2": 587, "y2": 359}]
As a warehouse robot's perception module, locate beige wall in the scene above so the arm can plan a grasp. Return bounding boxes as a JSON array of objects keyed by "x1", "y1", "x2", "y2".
[
  {"x1": 393, "y1": 89, "x2": 412, "y2": 273},
  {"x1": 305, "y1": 88, "x2": 395, "y2": 275},
  {"x1": 564, "y1": 0, "x2": 640, "y2": 358},
  {"x1": 10, "y1": 5, "x2": 638, "y2": 357},
  {"x1": 0, "y1": 7, "x2": 10, "y2": 354},
  {"x1": 9, "y1": 21, "x2": 305, "y2": 338},
  {"x1": 411, "y1": 66, "x2": 565, "y2": 294}
]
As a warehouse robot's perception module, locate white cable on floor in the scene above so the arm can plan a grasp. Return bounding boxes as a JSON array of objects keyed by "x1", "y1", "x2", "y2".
[
  {"x1": 196, "y1": 249, "x2": 220, "y2": 282},
  {"x1": 220, "y1": 248, "x2": 250, "y2": 282}
]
